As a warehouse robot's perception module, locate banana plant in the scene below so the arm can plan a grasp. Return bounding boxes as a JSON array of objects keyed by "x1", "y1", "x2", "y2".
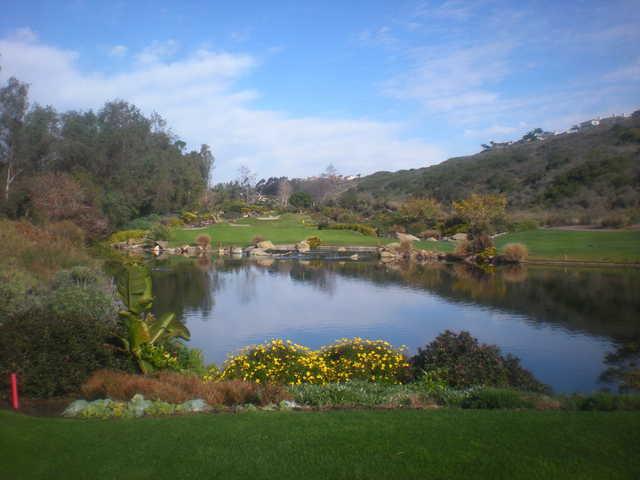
[{"x1": 116, "y1": 264, "x2": 190, "y2": 373}]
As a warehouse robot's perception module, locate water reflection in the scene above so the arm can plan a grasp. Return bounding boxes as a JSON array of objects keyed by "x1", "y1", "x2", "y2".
[{"x1": 150, "y1": 257, "x2": 640, "y2": 393}]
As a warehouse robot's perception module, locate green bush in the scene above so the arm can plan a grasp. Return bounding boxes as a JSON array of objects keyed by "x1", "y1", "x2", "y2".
[
  {"x1": 461, "y1": 388, "x2": 534, "y2": 409},
  {"x1": 325, "y1": 223, "x2": 377, "y2": 237},
  {"x1": 148, "y1": 224, "x2": 171, "y2": 241},
  {"x1": 561, "y1": 393, "x2": 640, "y2": 411},
  {"x1": 411, "y1": 330, "x2": 549, "y2": 393},
  {"x1": 0, "y1": 307, "x2": 133, "y2": 398},
  {"x1": 306, "y1": 236, "x2": 322, "y2": 249},
  {"x1": 109, "y1": 229, "x2": 148, "y2": 243},
  {"x1": 290, "y1": 381, "x2": 411, "y2": 407},
  {"x1": 121, "y1": 214, "x2": 161, "y2": 231}
]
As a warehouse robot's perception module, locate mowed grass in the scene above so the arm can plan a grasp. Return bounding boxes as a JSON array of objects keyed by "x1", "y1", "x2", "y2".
[
  {"x1": 170, "y1": 214, "x2": 454, "y2": 251},
  {"x1": 494, "y1": 229, "x2": 640, "y2": 263},
  {"x1": 1, "y1": 409, "x2": 639, "y2": 480},
  {"x1": 170, "y1": 215, "x2": 639, "y2": 263}
]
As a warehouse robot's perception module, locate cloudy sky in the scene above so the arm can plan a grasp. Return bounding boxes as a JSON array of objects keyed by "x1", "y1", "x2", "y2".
[{"x1": 1, "y1": 0, "x2": 638, "y2": 182}]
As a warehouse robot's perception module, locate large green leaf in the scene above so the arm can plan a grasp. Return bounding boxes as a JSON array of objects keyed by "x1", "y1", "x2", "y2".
[
  {"x1": 116, "y1": 265, "x2": 153, "y2": 314},
  {"x1": 148, "y1": 313, "x2": 190, "y2": 344}
]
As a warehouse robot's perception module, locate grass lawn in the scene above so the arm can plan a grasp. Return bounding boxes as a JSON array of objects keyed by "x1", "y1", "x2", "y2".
[
  {"x1": 170, "y1": 214, "x2": 454, "y2": 251},
  {"x1": 494, "y1": 229, "x2": 640, "y2": 263},
  {"x1": 1, "y1": 409, "x2": 639, "y2": 479},
  {"x1": 169, "y1": 215, "x2": 639, "y2": 263}
]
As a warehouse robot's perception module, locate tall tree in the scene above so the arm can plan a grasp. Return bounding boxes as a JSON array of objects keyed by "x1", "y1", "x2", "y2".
[{"x1": 0, "y1": 76, "x2": 29, "y2": 201}]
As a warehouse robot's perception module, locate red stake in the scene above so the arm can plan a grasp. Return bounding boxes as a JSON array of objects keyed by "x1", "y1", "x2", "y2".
[{"x1": 10, "y1": 373, "x2": 19, "y2": 410}]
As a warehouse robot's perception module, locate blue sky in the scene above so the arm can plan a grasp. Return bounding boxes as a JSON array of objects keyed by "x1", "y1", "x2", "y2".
[{"x1": 1, "y1": 0, "x2": 638, "y2": 182}]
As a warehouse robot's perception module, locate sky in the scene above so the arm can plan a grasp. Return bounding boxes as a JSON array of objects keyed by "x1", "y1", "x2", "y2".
[{"x1": 0, "y1": 0, "x2": 639, "y2": 182}]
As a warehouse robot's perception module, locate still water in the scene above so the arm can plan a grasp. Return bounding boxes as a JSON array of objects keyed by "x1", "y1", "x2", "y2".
[{"x1": 150, "y1": 257, "x2": 640, "y2": 393}]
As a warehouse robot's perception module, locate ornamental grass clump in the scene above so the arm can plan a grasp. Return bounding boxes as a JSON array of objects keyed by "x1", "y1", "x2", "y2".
[
  {"x1": 320, "y1": 338, "x2": 411, "y2": 384},
  {"x1": 220, "y1": 339, "x2": 330, "y2": 385}
]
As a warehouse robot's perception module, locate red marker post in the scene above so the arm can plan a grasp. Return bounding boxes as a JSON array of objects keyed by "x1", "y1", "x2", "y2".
[{"x1": 10, "y1": 373, "x2": 19, "y2": 410}]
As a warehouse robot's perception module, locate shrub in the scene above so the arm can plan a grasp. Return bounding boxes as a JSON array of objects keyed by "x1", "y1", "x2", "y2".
[
  {"x1": 326, "y1": 223, "x2": 377, "y2": 237},
  {"x1": 181, "y1": 211, "x2": 198, "y2": 224},
  {"x1": 81, "y1": 370, "x2": 291, "y2": 406},
  {"x1": 411, "y1": 330, "x2": 549, "y2": 393},
  {"x1": 600, "y1": 215, "x2": 627, "y2": 229},
  {"x1": 220, "y1": 339, "x2": 329, "y2": 385},
  {"x1": 561, "y1": 393, "x2": 640, "y2": 411},
  {"x1": 196, "y1": 234, "x2": 211, "y2": 249},
  {"x1": 109, "y1": 229, "x2": 148, "y2": 244},
  {"x1": 165, "y1": 216, "x2": 184, "y2": 228},
  {"x1": 121, "y1": 214, "x2": 161, "y2": 231},
  {"x1": 461, "y1": 388, "x2": 535, "y2": 409},
  {"x1": 148, "y1": 223, "x2": 171, "y2": 241},
  {"x1": 0, "y1": 308, "x2": 131, "y2": 398},
  {"x1": 468, "y1": 233, "x2": 494, "y2": 254},
  {"x1": 291, "y1": 381, "x2": 409, "y2": 407},
  {"x1": 454, "y1": 239, "x2": 471, "y2": 256},
  {"x1": 45, "y1": 221, "x2": 85, "y2": 246},
  {"x1": 306, "y1": 236, "x2": 322, "y2": 249},
  {"x1": 320, "y1": 338, "x2": 410, "y2": 384},
  {"x1": 419, "y1": 229, "x2": 441, "y2": 240},
  {"x1": 502, "y1": 243, "x2": 529, "y2": 262}
]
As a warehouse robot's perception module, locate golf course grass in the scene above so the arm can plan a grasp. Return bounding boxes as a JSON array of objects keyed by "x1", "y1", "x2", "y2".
[
  {"x1": 169, "y1": 215, "x2": 640, "y2": 264},
  {"x1": 2, "y1": 409, "x2": 640, "y2": 479}
]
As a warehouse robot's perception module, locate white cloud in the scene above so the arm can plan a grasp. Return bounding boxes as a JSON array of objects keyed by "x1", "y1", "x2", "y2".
[
  {"x1": 135, "y1": 39, "x2": 179, "y2": 64},
  {"x1": 109, "y1": 45, "x2": 128, "y2": 57},
  {"x1": 0, "y1": 31, "x2": 443, "y2": 181},
  {"x1": 383, "y1": 42, "x2": 513, "y2": 113}
]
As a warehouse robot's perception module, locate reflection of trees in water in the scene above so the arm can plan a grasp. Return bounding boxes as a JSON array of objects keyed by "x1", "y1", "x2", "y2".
[
  {"x1": 151, "y1": 257, "x2": 221, "y2": 322},
  {"x1": 287, "y1": 261, "x2": 337, "y2": 296},
  {"x1": 600, "y1": 336, "x2": 640, "y2": 392}
]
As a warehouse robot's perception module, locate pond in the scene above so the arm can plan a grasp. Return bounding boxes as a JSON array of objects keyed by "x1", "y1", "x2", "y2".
[{"x1": 149, "y1": 256, "x2": 640, "y2": 393}]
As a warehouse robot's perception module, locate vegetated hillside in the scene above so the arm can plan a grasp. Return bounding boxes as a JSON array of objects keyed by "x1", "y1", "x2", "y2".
[{"x1": 351, "y1": 113, "x2": 640, "y2": 212}]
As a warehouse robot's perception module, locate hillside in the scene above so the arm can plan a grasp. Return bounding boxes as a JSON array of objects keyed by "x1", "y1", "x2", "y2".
[{"x1": 350, "y1": 113, "x2": 640, "y2": 212}]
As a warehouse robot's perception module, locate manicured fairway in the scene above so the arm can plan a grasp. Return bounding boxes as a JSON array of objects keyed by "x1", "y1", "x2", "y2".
[
  {"x1": 170, "y1": 215, "x2": 639, "y2": 263},
  {"x1": 494, "y1": 229, "x2": 640, "y2": 263},
  {"x1": 1, "y1": 409, "x2": 639, "y2": 479}
]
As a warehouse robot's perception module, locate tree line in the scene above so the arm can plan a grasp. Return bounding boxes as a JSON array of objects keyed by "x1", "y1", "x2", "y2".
[{"x1": 0, "y1": 71, "x2": 213, "y2": 237}]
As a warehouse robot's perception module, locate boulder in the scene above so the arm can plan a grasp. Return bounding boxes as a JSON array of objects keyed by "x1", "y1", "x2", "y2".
[
  {"x1": 249, "y1": 248, "x2": 270, "y2": 257},
  {"x1": 256, "y1": 240, "x2": 275, "y2": 250},
  {"x1": 452, "y1": 233, "x2": 468, "y2": 241},
  {"x1": 231, "y1": 246, "x2": 243, "y2": 255},
  {"x1": 385, "y1": 242, "x2": 401, "y2": 251},
  {"x1": 337, "y1": 246, "x2": 347, "y2": 252},
  {"x1": 427, "y1": 237, "x2": 438, "y2": 242},
  {"x1": 296, "y1": 240, "x2": 310, "y2": 253},
  {"x1": 396, "y1": 232, "x2": 420, "y2": 242}
]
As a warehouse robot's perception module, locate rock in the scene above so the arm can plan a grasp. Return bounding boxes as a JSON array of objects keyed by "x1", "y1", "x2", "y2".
[
  {"x1": 279, "y1": 400, "x2": 300, "y2": 410},
  {"x1": 231, "y1": 246, "x2": 243, "y2": 255},
  {"x1": 427, "y1": 237, "x2": 438, "y2": 242},
  {"x1": 218, "y1": 248, "x2": 227, "y2": 255},
  {"x1": 129, "y1": 394, "x2": 152, "y2": 417},
  {"x1": 350, "y1": 254, "x2": 359, "y2": 260},
  {"x1": 256, "y1": 240, "x2": 275, "y2": 250},
  {"x1": 62, "y1": 399, "x2": 89, "y2": 417},
  {"x1": 176, "y1": 399, "x2": 210, "y2": 413},
  {"x1": 248, "y1": 248, "x2": 270, "y2": 257},
  {"x1": 396, "y1": 232, "x2": 420, "y2": 242},
  {"x1": 337, "y1": 247, "x2": 347, "y2": 252},
  {"x1": 452, "y1": 233, "x2": 468, "y2": 241},
  {"x1": 155, "y1": 241, "x2": 169, "y2": 249},
  {"x1": 296, "y1": 240, "x2": 310, "y2": 253},
  {"x1": 385, "y1": 242, "x2": 401, "y2": 250}
]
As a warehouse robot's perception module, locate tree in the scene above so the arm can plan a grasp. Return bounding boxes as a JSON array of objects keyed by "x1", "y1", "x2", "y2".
[
  {"x1": 277, "y1": 179, "x2": 292, "y2": 207},
  {"x1": 198, "y1": 144, "x2": 214, "y2": 187},
  {"x1": 399, "y1": 198, "x2": 443, "y2": 226},
  {"x1": 452, "y1": 193, "x2": 507, "y2": 236},
  {"x1": 237, "y1": 165, "x2": 256, "y2": 203},
  {"x1": 0, "y1": 76, "x2": 29, "y2": 201},
  {"x1": 322, "y1": 163, "x2": 338, "y2": 179},
  {"x1": 289, "y1": 191, "x2": 312, "y2": 209}
]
